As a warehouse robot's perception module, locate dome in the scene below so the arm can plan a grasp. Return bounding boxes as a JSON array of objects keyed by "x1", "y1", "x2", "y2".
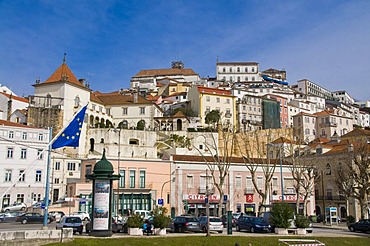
[{"x1": 93, "y1": 149, "x2": 114, "y2": 175}]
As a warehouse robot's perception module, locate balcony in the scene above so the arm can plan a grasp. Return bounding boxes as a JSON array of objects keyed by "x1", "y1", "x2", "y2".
[
  {"x1": 244, "y1": 188, "x2": 255, "y2": 194},
  {"x1": 319, "y1": 122, "x2": 337, "y2": 127},
  {"x1": 314, "y1": 195, "x2": 346, "y2": 201},
  {"x1": 198, "y1": 187, "x2": 215, "y2": 195}
]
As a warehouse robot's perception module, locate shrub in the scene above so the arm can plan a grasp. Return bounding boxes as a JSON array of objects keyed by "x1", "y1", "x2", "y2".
[
  {"x1": 346, "y1": 215, "x2": 355, "y2": 224},
  {"x1": 126, "y1": 213, "x2": 144, "y2": 228},
  {"x1": 152, "y1": 206, "x2": 172, "y2": 229},
  {"x1": 270, "y1": 202, "x2": 294, "y2": 229},
  {"x1": 295, "y1": 215, "x2": 311, "y2": 228}
]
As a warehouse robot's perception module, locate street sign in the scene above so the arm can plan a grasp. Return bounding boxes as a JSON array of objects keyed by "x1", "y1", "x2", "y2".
[
  {"x1": 223, "y1": 194, "x2": 228, "y2": 202},
  {"x1": 205, "y1": 198, "x2": 208, "y2": 204},
  {"x1": 158, "y1": 198, "x2": 164, "y2": 206}
]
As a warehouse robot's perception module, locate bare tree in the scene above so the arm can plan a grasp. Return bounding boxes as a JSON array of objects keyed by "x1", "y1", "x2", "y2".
[{"x1": 335, "y1": 138, "x2": 370, "y2": 219}]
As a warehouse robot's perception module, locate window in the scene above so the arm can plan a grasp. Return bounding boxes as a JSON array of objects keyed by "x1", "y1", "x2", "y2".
[
  {"x1": 119, "y1": 169, "x2": 125, "y2": 188},
  {"x1": 21, "y1": 149, "x2": 27, "y2": 159},
  {"x1": 222, "y1": 67, "x2": 226, "y2": 72},
  {"x1": 17, "y1": 194, "x2": 25, "y2": 203},
  {"x1": 19, "y1": 170, "x2": 25, "y2": 182},
  {"x1": 257, "y1": 177, "x2": 263, "y2": 190},
  {"x1": 106, "y1": 108, "x2": 111, "y2": 115},
  {"x1": 74, "y1": 96, "x2": 80, "y2": 107},
  {"x1": 139, "y1": 170, "x2": 146, "y2": 188},
  {"x1": 235, "y1": 176, "x2": 241, "y2": 190},
  {"x1": 272, "y1": 177, "x2": 278, "y2": 189},
  {"x1": 55, "y1": 162, "x2": 60, "y2": 170},
  {"x1": 186, "y1": 175, "x2": 194, "y2": 188},
  {"x1": 246, "y1": 177, "x2": 253, "y2": 193},
  {"x1": 237, "y1": 67, "x2": 240, "y2": 72},
  {"x1": 5, "y1": 170, "x2": 12, "y2": 182},
  {"x1": 129, "y1": 170, "x2": 136, "y2": 188},
  {"x1": 22, "y1": 132, "x2": 27, "y2": 140},
  {"x1": 35, "y1": 170, "x2": 42, "y2": 182},
  {"x1": 326, "y1": 189, "x2": 333, "y2": 199},
  {"x1": 7, "y1": 147, "x2": 13, "y2": 158},
  {"x1": 325, "y1": 163, "x2": 331, "y2": 175},
  {"x1": 122, "y1": 107, "x2": 128, "y2": 115},
  {"x1": 67, "y1": 162, "x2": 76, "y2": 171},
  {"x1": 140, "y1": 107, "x2": 145, "y2": 115},
  {"x1": 8, "y1": 131, "x2": 14, "y2": 139},
  {"x1": 37, "y1": 149, "x2": 43, "y2": 159},
  {"x1": 245, "y1": 67, "x2": 248, "y2": 72},
  {"x1": 205, "y1": 106, "x2": 210, "y2": 114},
  {"x1": 206, "y1": 96, "x2": 210, "y2": 102},
  {"x1": 54, "y1": 178, "x2": 60, "y2": 184},
  {"x1": 38, "y1": 133, "x2": 44, "y2": 141},
  {"x1": 226, "y1": 98, "x2": 230, "y2": 104}
]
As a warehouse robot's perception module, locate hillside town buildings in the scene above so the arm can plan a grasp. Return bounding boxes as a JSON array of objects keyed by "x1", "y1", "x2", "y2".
[{"x1": 0, "y1": 57, "x2": 369, "y2": 221}]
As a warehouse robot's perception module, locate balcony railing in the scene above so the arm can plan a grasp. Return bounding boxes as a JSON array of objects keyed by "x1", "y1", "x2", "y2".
[
  {"x1": 198, "y1": 187, "x2": 215, "y2": 195},
  {"x1": 314, "y1": 195, "x2": 346, "y2": 201},
  {"x1": 244, "y1": 188, "x2": 255, "y2": 194}
]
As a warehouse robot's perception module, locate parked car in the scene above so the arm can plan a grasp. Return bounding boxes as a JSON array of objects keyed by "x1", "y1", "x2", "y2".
[
  {"x1": 49, "y1": 211, "x2": 65, "y2": 222},
  {"x1": 198, "y1": 216, "x2": 223, "y2": 233},
  {"x1": 2, "y1": 202, "x2": 27, "y2": 212},
  {"x1": 236, "y1": 216, "x2": 271, "y2": 233},
  {"x1": 232, "y1": 213, "x2": 241, "y2": 227},
  {"x1": 133, "y1": 210, "x2": 151, "y2": 219},
  {"x1": 259, "y1": 212, "x2": 313, "y2": 233},
  {"x1": 56, "y1": 216, "x2": 83, "y2": 234},
  {"x1": 348, "y1": 219, "x2": 370, "y2": 233},
  {"x1": 169, "y1": 216, "x2": 200, "y2": 233},
  {"x1": 71, "y1": 211, "x2": 90, "y2": 221},
  {"x1": 16, "y1": 212, "x2": 51, "y2": 224},
  {"x1": 0, "y1": 212, "x2": 21, "y2": 223}
]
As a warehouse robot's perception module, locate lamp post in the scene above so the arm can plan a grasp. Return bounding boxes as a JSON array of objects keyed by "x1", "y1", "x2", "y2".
[
  {"x1": 161, "y1": 177, "x2": 175, "y2": 201},
  {"x1": 205, "y1": 169, "x2": 210, "y2": 237},
  {"x1": 279, "y1": 144, "x2": 284, "y2": 202},
  {"x1": 113, "y1": 126, "x2": 121, "y2": 218}
]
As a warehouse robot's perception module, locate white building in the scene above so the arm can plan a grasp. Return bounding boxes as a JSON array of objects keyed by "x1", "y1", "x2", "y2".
[
  {"x1": 216, "y1": 62, "x2": 261, "y2": 83},
  {"x1": 0, "y1": 120, "x2": 49, "y2": 210},
  {"x1": 296, "y1": 79, "x2": 334, "y2": 100},
  {"x1": 331, "y1": 90, "x2": 355, "y2": 105},
  {"x1": 0, "y1": 92, "x2": 28, "y2": 122}
]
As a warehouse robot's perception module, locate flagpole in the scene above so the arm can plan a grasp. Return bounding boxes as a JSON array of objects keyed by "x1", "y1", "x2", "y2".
[{"x1": 42, "y1": 127, "x2": 53, "y2": 229}]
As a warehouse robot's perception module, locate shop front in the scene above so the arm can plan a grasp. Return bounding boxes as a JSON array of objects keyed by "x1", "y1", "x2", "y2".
[
  {"x1": 183, "y1": 194, "x2": 222, "y2": 217},
  {"x1": 272, "y1": 194, "x2": 305, "y2": 214}
]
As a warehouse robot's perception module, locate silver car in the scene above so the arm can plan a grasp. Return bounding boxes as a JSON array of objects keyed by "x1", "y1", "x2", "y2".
[{"x1": 2, "y1": 203, "x2": 27, "y2": 212}]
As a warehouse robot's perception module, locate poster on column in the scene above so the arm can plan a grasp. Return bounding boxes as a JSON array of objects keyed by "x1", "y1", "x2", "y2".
[{"x1": 93, "y1": 180, "x2": 110, "y2": 230}]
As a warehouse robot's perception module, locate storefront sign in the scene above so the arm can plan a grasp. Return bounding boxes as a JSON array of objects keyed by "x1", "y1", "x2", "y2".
[
  {"x1": 183, "y1": 194, "x2": 220, "y2": 203},
  {"x1": 272, "y1": 195, "x2": 304, "y2": 202},
  {"x1": 246, "y1": 194, "x2": 254, "y2": 203}
]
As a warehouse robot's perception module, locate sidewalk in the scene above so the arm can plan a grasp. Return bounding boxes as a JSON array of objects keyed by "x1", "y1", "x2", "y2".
[{"x1": 312, "y1": 222, "x2": 348, "y2": 230}]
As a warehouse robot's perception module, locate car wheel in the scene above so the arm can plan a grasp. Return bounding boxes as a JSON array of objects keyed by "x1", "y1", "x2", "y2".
[
  {"x1": 79, "y1": 231, "x2": 83, "y2": 235},
  {"x1": 218, "y1": 231, "x2": 223, "y2": 234},
  {"x1": 84, "y1": 217, "x2": 89, "y2": 221},
  {"x1": 5, "y1": 209, "x2": 9, "y2": 212},
  {"x1": 250, "y1": 227, "x2": 255, "y2": 233},
  {"x1": 349, "y1": 226, "x2": 355, "y2": 232},
  {"x1": 21, "y1": 219, "x2": 27, "y2": 224},
  {"x1": 47, "y1": 219, "x2": 51, "y2": 224},
  {"x1": 20, "y1": 207, "x2": 25, "y2": 211}
]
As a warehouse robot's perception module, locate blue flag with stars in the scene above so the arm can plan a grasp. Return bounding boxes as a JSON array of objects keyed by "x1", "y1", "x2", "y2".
[{"x1": 52, "y1": 105, "x2": 87, "y2": 149}]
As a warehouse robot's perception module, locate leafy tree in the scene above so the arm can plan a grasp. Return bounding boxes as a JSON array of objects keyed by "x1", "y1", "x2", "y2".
[
  {"x1": 205, "y1": 110, "x2": 221, "y2": 127},
  {"x1": 270, "y1": 202, "x2": 294, "y2": 228},
  {"x1": 137, "y1": 120, "x2": 145, "y2": 130},
  {"x1": 171, "y1": 107, "x2": 197, "y2": 117},
  {"x1": 152, "y1": 206, "x2": 172, "y2": 229}
]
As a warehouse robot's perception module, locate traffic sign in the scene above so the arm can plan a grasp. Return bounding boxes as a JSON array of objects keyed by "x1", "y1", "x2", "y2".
[
  {"x1": 158, "y1": 198, "x2": 164, "y2": 206},
  {"x1": 205, "y1": 198, "x2": 208, "y2": 204},
  {"x1": 223, "y1": 194, "x2": 228, "y2": 202}
]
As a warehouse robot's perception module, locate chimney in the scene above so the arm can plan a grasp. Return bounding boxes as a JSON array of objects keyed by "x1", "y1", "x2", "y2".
[{"x1": 7, "y1": 94, "x2": 12, "y2": 121}]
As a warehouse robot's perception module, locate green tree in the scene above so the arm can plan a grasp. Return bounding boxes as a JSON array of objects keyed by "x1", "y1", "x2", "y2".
[
  {"x1": 137, "y1": 120, "x2": 145, "y2": 130},
  {"x1": 270, "y1": 202, "x2": 294, "y2": 228},
  {"x1": 205, "y1": 110, "x2": 221, "y2": 129}
]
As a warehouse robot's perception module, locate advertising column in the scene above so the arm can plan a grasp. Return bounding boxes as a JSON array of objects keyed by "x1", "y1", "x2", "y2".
[{"x1": 93, "y1": 180, "x2": 110, "y2": 230}]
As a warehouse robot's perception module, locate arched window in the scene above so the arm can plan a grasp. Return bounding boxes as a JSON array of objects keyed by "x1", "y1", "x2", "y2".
[
  {"x1": 325, "y1": 163, "x2": 331, "y2": 175},
  {"x1": 237, "y1": 67, "x2": 240, "y2": 72},
  {"x1": 46, "y1": 94, "x2": 52, "y2": 107},
  {"x1": 129, "y1": 138, "x2": 139, "y2": 145},
  {"x1": 237, "y1": 76, "x2": 240, "y2": 82}
]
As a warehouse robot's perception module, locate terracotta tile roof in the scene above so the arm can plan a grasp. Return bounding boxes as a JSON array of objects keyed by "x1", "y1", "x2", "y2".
[
  {"x1": 133, "y1": 68, "x2": 198, "y2": 78},
  {"x1": 271, "y1": 137, "x2": 295, "y2": 144},
  {"x1": 91, "y1": 91, "x2": 152, "y2": 106},
  {"x1": 0, "y1": 119, "x2": 40, "y2": 129},
  {"x1": 196, "y1": 86, "x2": 232, "y2": 96},
  {"x1": 146, "y1": 95, "x2": 160, "y2": 101},
  {"x1": 40, "y1": 62, "x2": 83, "y2": 88},
  {"x1": 313, "y1": 110, "x2": 334, "y2": 116},
  {"x1": 341, "y1": 128, "x2": 370, "y2": 138},
  {"x1": 0, "y1": 92, "x2": 28, "y2": 103}
]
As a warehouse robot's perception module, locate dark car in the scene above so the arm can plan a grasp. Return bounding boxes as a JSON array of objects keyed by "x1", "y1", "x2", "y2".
[
  {"x1": 0, "y1": 212, "x2": 21, "y2": 223},
  {"x1": 236, "y1": 216, "x2": 271, "y2": 233},
  {"x1": 348, "y1": 219, "x2": 370, "y2": 233},
  {"x1": 56, "y1": 216, "x2": 83, "y2": 234},
  {"x1": 169, "y1": 216, "x2": 200, "y2": 233},
  {"x1": 16, "y1": 212, "x2": 51, "y2": 224}
]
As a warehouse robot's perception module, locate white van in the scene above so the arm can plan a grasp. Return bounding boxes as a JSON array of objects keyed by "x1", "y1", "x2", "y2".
[{"x1": 134, "y1": 210, "x2": 151, "y2": 219}]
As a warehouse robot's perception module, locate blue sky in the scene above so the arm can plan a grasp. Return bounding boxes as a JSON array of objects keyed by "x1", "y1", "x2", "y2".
[{"x1": 1, "y1": 0, "x2": 369, "y2": 101}]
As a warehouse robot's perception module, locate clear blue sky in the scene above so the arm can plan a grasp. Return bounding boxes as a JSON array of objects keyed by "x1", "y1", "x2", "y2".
[{"x1": 1, "y1": 0, "x2": 369, "y2": 101}]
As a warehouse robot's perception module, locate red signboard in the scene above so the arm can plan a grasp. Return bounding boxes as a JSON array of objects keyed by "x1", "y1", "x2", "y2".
[{"x1": 246, "y1": 194, "x2": 254, "y2": 203}]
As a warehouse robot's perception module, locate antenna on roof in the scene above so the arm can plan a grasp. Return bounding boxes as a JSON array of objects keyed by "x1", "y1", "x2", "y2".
[{"x1": 63, "y1": 53, "x2": 67, "y2": 64}]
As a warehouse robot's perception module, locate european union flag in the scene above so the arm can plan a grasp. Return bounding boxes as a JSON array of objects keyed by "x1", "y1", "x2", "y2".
[{"x1": 52, "y1": 105, "x2": 87, "y2": 149}]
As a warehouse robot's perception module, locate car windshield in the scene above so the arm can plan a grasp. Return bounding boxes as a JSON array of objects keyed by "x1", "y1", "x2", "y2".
[
  {"x1": 65, "y1": 217, "x2": 82, "y2": 223},
  {"x1": 186, "y1": 217, "x2": 198, "y2": 222},
  {"x1": 251, "y1": 217, "x2": 263, "y2": 223},
  {"x1": 210, "y1": 218, "x2": 221, "y2": 222}
]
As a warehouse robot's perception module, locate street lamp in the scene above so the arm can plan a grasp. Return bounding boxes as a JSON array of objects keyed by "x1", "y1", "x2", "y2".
[
  {"x1": 161, "y1": 177, "x2": 175, "y2": 201},
  {"x1": 113, "y1": 126, "x2": 122, "y2": 218},
  {"x1": 279, "y1": 144, "x2": 284, "y2": 202}
]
